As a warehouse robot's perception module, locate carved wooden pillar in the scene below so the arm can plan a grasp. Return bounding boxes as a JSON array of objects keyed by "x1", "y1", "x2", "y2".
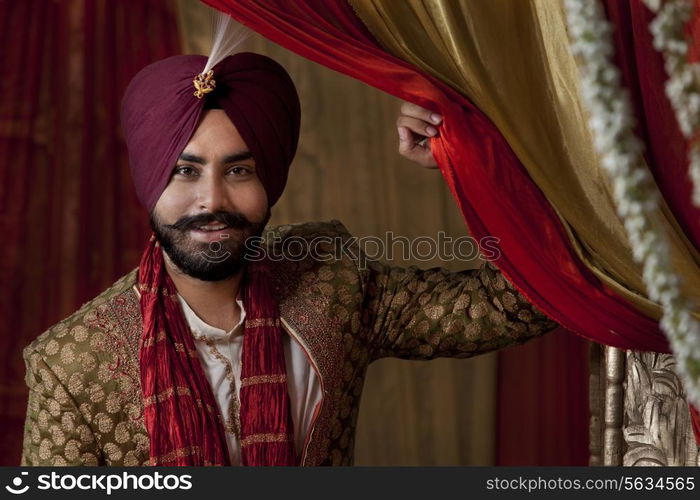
[
  {"x1": 623, "y1": 351, "x2": 699, "y2": 466},
  {"x1": 590, "y1": 343, "x2": 700, "y2": 466},
  {"x1": 604, "y1": 346, "x2": 625, "y2": 465}
]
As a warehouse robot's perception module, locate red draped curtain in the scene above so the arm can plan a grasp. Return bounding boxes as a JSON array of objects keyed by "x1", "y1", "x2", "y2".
[{"x1": 0, "y1": 0, "x2": 180, "y2": 465}]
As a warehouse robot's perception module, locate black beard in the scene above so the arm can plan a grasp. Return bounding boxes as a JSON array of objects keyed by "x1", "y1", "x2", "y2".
[{"x1": 150, "y1": 208, "x2": 270, "y2": 282}]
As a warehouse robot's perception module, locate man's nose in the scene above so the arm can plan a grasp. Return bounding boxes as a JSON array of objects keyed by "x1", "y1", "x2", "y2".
[{"x1": 196, "y1": 175, "x2": 231, "y2": 213}]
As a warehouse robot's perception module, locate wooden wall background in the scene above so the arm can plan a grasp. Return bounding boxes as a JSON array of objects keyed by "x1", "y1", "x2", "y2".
[{"x1": 175, "y1": 1, "x2": 499, "y2": 465}]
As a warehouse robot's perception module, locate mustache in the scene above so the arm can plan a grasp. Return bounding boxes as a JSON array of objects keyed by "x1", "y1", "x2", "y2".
[{"x1": 166, "y1": 211, "x2": 254, "y2": 231}]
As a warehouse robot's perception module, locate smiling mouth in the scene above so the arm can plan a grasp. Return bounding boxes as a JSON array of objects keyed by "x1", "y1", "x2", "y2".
[{"x1": 192, "y1": 223, "x2": 230, "y2": 232}]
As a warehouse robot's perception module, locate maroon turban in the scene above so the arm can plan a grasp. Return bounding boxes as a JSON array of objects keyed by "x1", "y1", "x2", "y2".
[{"x1": 121, "y1": 53, "x2": 300, "y2": 212}]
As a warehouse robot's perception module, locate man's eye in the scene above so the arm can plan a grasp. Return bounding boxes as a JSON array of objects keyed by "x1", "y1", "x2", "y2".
[
  {"x1": 228, "y1": 166, "x2": 252, "y2": 176},
  {"x1": 175, "y1": 166, "x2": 197, "y2": 176}
]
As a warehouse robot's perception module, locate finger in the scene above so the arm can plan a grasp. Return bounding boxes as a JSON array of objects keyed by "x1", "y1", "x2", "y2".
[
  {"x1": 397, "y1": 126, "x2": 416, "y2": 157},
  {"x1": 396, "y1": 116, "x2": 439, "y2": 138},
  {"x1": 398, "y1": 125, "x2": 431, "y2": 155},
  {"x1": 398, "y1": 127, "x2": 436, "y2": 167},
  {"x1": 398, "y1": 126, "x2": 428, "y2": 157},
  {"x1": 400, "y1": 101, "x2": 442, "y2": 125}
]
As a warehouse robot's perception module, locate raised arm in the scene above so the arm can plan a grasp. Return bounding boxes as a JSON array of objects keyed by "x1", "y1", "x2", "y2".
[{"x1": 363, "y1": 259, "x2": 559, "y2": 361}]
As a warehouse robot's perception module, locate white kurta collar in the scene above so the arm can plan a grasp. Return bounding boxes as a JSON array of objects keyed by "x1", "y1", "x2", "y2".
[{"x1": 176, "y1": 294, "x2": 246, "y2": 341}]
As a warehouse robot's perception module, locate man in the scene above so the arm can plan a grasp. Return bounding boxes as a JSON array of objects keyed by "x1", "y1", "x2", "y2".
[{"x1": 20, "y1": 52, "x2": 558, "y2": 466}]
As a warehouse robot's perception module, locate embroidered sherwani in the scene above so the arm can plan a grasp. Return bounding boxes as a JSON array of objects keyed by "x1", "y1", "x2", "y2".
[{"x1": 20, "y1": 220, "x2": 558, "y2": 466}]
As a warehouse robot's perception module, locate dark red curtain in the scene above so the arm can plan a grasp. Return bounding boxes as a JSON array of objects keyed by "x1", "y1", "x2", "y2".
[
  {"x1": 497, "y1": 328, "x2": 590, "y2": 465},
  {"x1": 0, "y1": 0, "x2": 181, "y2": 465}
]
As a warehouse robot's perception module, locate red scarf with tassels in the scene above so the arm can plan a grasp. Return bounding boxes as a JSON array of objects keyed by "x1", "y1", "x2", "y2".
[{"x1": 138, "y1": 235, "x2": 297, "y2": 466}]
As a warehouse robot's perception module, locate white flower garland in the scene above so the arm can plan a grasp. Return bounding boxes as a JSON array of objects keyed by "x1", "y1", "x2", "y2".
[
  {"x1": 564, "y1": 0, "x2": 700, "y2": 407},
  {"x1": 644, "y1": 0, "x2": 700, "y2": 207}
]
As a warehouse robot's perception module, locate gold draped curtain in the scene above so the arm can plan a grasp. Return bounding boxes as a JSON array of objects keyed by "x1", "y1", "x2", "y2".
[{"x1": 348, "y1": 0, "x2": 700, "y2": 321}]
